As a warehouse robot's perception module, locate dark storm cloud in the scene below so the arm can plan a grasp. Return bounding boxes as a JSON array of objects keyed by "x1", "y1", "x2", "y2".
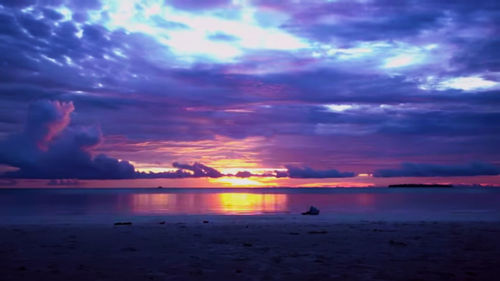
[{"x1": 374, "y1": 162, "x2": 500, "y2": 177}]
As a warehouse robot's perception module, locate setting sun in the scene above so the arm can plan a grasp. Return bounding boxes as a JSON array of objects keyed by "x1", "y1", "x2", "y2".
[{"x1": 210, "y1": 177, "x2": 270, "y2": 187}]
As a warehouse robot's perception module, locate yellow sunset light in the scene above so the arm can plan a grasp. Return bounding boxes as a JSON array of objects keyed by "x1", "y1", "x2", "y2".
[
  {"x1": 218, "y1": 193, "x2": 288, "y2": 214},
  {"x1": 211, "y1": 177, "x2": 269, "y2": 187}
]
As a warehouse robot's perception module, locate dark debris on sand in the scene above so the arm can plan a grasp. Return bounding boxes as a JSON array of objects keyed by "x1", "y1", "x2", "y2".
[{"x1": 114, "y1": 222, "x2": 132, "y2": 226}]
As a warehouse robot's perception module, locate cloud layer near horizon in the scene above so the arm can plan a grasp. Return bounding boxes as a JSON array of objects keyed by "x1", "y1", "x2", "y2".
[
  {"x1": 0, "y1": 100, "x2": 359, "y2": 179},
  {"x1": 374, "y1": 162, "x2": 500, "y2": 178}
]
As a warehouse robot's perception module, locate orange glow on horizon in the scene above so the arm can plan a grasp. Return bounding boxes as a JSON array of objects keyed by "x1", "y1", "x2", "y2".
[
  {"x1": 218, "y1": 167, "x2": 285, "y2": 175},
  {"x1": 208, "y1": 158, "x2": 260, "y2": 170},
  {"x1": 209, "y1": 177, "x2": 277, "y2": 187},
  {"x1": 101, "y1": 135, "x2": 266, "y2": 170}
]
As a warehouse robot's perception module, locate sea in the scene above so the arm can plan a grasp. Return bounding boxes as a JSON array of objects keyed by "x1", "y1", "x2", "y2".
[{"x1": 1, "y1": 187, "x2": 499, "y2": 224}]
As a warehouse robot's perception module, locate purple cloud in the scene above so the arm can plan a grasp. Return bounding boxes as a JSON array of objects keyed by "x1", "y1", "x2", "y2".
[
  {"x1": 172, "y1": 162, "x2": 223, "y2": 178},
  {"x1": 0, "y1": 100, "x2": 226, "y2": 180},
  {"x1": 47, "y1": 178, "x2": 80, "y2": 186},
  {"x1": 374, "y1": 162, "x2": 500, "y2": 177},
  {"x1": 234, "y1": 171, "x2": 253, "y2": 178},
  {"x1": 284, "y1": 166, "x2": 355, "y2": 178},
  {"x1": 0, "y1": 100, "x2": 136, "y2": 179}
]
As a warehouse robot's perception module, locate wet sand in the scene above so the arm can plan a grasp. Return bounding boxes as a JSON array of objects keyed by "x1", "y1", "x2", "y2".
[{"x1": 1, "y1": 218, "x2": 499, "y2": 281}]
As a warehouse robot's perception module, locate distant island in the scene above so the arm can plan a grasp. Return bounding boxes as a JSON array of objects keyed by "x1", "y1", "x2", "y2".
[{"x1": 388, "y1": 184, "x2": 453, "y2": 188}]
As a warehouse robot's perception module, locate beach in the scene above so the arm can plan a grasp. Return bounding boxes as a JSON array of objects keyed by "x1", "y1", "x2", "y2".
[
  {"x1": 1, "y1": 218, "x2": 500, "y2": 281},
  {"x1": 1, "y1": 188, "x2": 499, "y2": 280}
]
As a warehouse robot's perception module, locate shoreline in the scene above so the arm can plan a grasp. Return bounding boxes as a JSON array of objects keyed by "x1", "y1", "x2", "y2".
[{"x1": 2, "y1": 212, "x2": 500, "y2": 226}]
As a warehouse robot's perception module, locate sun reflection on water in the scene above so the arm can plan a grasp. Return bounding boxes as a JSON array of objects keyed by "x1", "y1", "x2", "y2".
[
  {"x1": 218, "y1": 193, "x2": 288, "y2": 214},
  {"x1": 132, "y1": 193, "x2": 177, "y2": 213},
  {"x1": 131, "y1": 193, "x2": 288, "y2": 215}
]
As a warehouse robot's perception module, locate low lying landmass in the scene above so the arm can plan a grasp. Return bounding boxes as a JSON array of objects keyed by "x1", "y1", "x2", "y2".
[
  {"x1": 1, "y1": 218, "x2": 499, "y2": 281},
  {"x1": 388, "y1": 183, "x2": 454, "y2": 188}
]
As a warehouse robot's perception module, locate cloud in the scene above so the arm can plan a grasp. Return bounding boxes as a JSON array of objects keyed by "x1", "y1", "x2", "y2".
[
  {"x1": 234, "y1": 171, "x2": 253, "y2": 178},
  {"x1": 136, "y1": 169, "x2": 195, "y2": 179},
  {"x1": 172, "y1": 162, "x2": 223, "y2": 178},
  {"x1": 1, "y1": 100, "x2": 498, "y2": 181},
  {"x1": 0, "y1": 0, "x2": 35, "y2": 8},
  {"x1": 0, "y1": 100, "x2": 228, "y2": 180},
  {"x1": 262, "y1": 0, "x2": 499, "y2": 43},
  {"x1": 137, "y1": 162, "x2": 224, "y2": 179},
  {"x1": 0, "y1": 100, "x2": 136, "y2": 179},
  {"x1": 373, "y1": 162, "x2": 500, "y2": 177},
  {"x1": 0, "y1": 1, "x2": 499, "y2": 177},
  {"x1": 0, "y1": 179, "x2": 17, "y2": 186},
  {"x1": 47, "y1": 179, "x2": 80, "y2": 186},
  {"x1": 210, "y1": 166, "x2": 356, "y2": 179},
  {"x1": 283, "y1": 166, "x2": 355, "y2": 178},
  {"x1": 287, "y1": 11, "x2": 444, "y2": 43},
  {"x1": 166, "y1": 0, "x2": 232, "y2": 11},
  {"x1": 274, "y1": 170, "x2": 289, "y2": 178},
  {"x1": 26, "y1": 100, "x2": 74, "y2": 149},
  {"x1": 1, "y1": 0, "x2": 103, "y2": 10}
]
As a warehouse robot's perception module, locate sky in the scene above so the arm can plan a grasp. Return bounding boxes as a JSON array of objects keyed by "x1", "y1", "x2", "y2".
[{"x1": 0, "y1": 0, "x2": 499, "y2": 188}]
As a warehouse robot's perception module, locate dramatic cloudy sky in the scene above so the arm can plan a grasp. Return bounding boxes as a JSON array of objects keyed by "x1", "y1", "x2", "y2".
[{"x1": 0, "y1": 0, "x2": 499, "y2": 187}]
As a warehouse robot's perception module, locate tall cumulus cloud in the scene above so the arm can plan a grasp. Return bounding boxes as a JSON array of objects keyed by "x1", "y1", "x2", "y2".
[{"x1": 0, "y1": 100, "x2": 137, "y2": 179}]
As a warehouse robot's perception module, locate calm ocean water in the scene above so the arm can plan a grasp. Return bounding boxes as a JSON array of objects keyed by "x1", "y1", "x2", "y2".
[{"x1": 1, "y1": 187, "x2": 499, "y2": 223}]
